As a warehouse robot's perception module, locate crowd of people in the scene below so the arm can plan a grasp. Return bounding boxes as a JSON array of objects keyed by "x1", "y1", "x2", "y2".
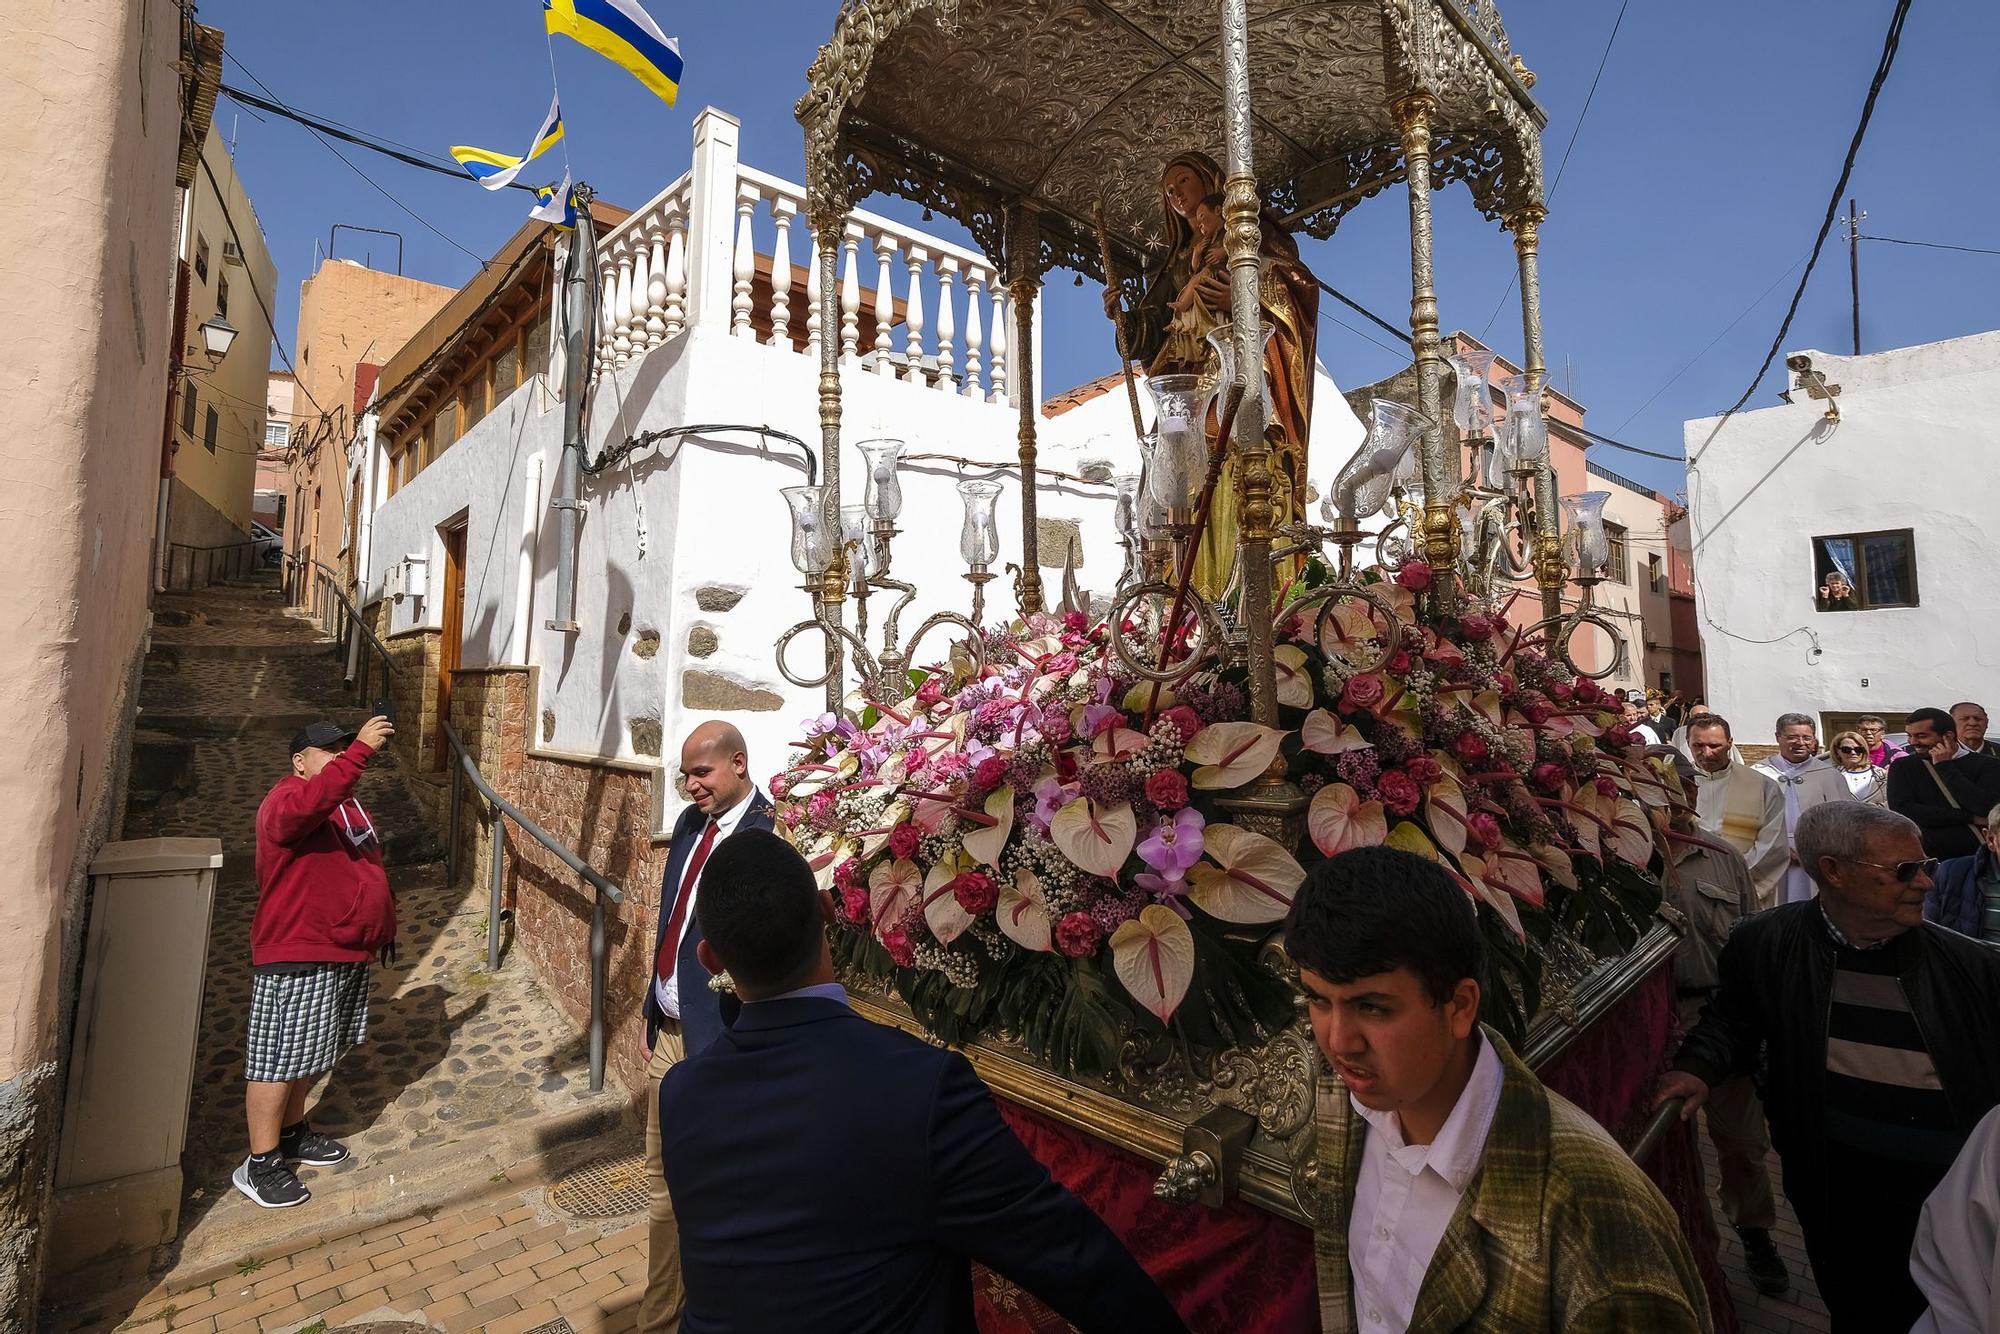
[{"x1": 234, "y1": 707, "x2": 2000, "y2": 1333}]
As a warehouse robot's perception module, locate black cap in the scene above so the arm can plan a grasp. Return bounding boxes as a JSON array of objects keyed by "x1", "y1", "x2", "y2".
[{"x1": 289, "y1": 720, "x2": 357, "y2": 757}]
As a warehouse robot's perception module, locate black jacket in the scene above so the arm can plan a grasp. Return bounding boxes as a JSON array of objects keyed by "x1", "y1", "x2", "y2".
[
  {"x1": 1674, "y1": 902, "x2": 2000, "y2": 1209},
  {"x1": 1886, "y1": 752, "x2": 2000, "y2": 859}
]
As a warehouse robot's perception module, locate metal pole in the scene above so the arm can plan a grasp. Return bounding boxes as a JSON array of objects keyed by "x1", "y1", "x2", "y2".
[
  {"x1": 589, "y1": 893, "x2": 607, "y2": 1092},
  {"x1": 1219, "y1": 0, "x2": 1277, "y2": 727},
  {"x1": 813, "y1": 219, "x2": 845, "y2": 712},
  {"x1": 1396, "y1": 91, "x2": 1455, "y2": 579},
  {"x1": 1847, "y1": 197, "x2": 1862, "y2": 356},
  {"x1": 1509, "y1": 204, "x2": 1565, "y2": 621},
  {"x1": 487, "y1": 810, "x2": 503, "y2": 973},
  {"x1": 1005, "y1": 204, "x2": 1045, "y2": 615},
  {"x1": 547, "y1": 187, "x2": 598, "y2": 636}
]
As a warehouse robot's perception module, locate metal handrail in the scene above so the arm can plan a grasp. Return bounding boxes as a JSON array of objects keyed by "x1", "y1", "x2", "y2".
[
  {"x1": 293, "y1": 554, "x2": 624, "y2": 1092},
  {"x1": 166, "y1": 538, "x2": 263, "y2": 590}
]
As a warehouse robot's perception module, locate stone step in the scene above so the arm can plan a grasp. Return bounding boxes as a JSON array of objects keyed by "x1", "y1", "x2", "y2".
[{"x1": 149, "y1": 639, "x2": 340, "y2": 660}]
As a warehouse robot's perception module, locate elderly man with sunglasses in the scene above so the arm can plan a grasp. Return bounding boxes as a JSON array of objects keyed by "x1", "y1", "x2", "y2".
[{"x1": 1656, "y1": 803, "x2": 2000, "y2": 1333}]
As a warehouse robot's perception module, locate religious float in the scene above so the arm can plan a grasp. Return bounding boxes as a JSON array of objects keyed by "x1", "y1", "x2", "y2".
[{"x1": 766, "y1": 1, "x2": 1732, "y2": 1328}]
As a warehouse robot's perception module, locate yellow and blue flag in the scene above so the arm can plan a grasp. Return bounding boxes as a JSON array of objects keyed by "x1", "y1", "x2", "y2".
[
  {"x1": 450, "y1": 92, "x2": 564, "y2": 191},
  {"x1": 544, "y1": 0, "x2": 682, "y2": 107},
  {"x1": 530, "y1": 172, "x2": 578, "y2": 230}
]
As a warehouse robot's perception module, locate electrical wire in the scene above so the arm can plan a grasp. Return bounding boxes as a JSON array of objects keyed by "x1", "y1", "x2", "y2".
[
  {"x1": 1859, "y1": 234, "x2": 2000, "y2": 258},
  {"x1": 1478, "y1": 0, "x2": 1630, "y2": 338},
  {"x1": 220, "y1": 83, "x2": 533, "y2": 192},
  {"x1": 1691, "y1": 0, "x2": 1914, "y2": 467},
  {"x1": 1608, "y1": 255, "x2": 1807, "y2": 436},
  {"x1": 194, "y1": 149, "x2": 325, "y2": 422},
  {"x1": 221, "y1": 50, "x2": 493, "y2": 269}
]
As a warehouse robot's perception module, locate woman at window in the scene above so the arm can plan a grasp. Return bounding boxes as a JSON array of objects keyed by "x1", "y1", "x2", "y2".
[
  {"x1": 1817, "y1": 571, "x2": 1858, "y2": 611},
  {"x1": 1829, "y1": 729, "x2": 1889, "y2": 805}
]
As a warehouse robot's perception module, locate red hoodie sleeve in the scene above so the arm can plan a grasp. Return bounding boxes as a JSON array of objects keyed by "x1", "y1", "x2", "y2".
[{"x1": 264, "y1": 741, "x2": 376, "y2": 846}]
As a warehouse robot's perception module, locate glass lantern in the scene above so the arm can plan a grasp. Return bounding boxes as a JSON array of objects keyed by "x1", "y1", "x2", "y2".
[
  {"x1": 782, "y1": 484, "x2": 830, "y2": 575},
  {"x1": 856, "y1": 438, "x2": 906, "y2": 523},
  {"x1": 1447, "y1": 349, "x2": 1501, "y2": 437},
  {"x1": 1143, "y1": 374, "x2": 1215, "y2": 516},
  {"x1": 956, "y1": 478, "x2": 1003, "y2": 568},
  {"x1": 1329, "y1": 398, "x2": 1430, "y2": 521},
  {"x1": 1112, "y1": 472, "x2": 1142, "y2": 545},
  {"x1": 1498, "y1": 372, "x2": 1549, "y2": 471},
  {"x1": 840, "y1": 504, "x2": 877, "y2": 581},
  {"x1": 1562, "y1": 491, "x2": 1613, "y2": 579},
  {"x1": 1205, "y1": 321, "x2": 1275, "y2": 422}
]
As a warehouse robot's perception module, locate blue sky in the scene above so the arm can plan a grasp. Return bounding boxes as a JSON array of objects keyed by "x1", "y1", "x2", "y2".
[{"x1": 202, "y1": 0, "x2": 1999, "y2": 497}]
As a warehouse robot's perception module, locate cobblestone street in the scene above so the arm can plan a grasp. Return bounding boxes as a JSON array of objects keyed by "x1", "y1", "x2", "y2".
[{"x1": 41, "y1": 575, "x2": 633, "y2": 1331}]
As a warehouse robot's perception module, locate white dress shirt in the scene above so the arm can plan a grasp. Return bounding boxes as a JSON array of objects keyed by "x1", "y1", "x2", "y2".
[
  {"x1": 653, "y1": 788, "x2": 758, "y2": 1019},
  {"x1": 1348, "y1": 1034, "x2": 1505, "y2": 1334}
]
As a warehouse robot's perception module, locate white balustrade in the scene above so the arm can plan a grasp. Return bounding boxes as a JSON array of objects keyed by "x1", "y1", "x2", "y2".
[{"x1": 589, "y1": 160, "x2": 1005, "y2": 396}]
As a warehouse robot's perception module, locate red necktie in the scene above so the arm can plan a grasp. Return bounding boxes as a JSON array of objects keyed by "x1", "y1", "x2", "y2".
[{"x1": 655, "y1": 819, "x2": 719, "y2": 986}]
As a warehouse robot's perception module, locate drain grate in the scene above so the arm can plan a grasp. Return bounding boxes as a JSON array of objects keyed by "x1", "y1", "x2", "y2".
[
  {"x1": 548, "y1": 1150, "x2": 650, "y2": 1219},
  {"x1": 520, "y1": 1322, "x2": 577, "y2": 1334}
]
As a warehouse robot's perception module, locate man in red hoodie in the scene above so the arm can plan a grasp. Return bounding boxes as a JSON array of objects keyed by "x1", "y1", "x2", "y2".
[{"x1": 238, "y1": 715, "x2": 398, "y2": 1208}]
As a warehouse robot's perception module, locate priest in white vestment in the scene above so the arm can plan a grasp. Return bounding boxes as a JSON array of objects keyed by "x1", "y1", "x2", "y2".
[
  {"x1": 1684, "y1": 714, "x2": 1789, "y2": 910},
  {"x1": 1752, "y1": 713, "x2": 1858, "y2": 905},
  {"x1": 1910, "y1": 1103, "x2": 2000, "y2": 1334}
]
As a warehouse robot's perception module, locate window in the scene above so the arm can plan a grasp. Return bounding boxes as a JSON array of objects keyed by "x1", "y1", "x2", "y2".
[
  {"x1": 194, "y1": 234, "x2": 210, "y2": 282},
  {"x1": 429, "y1": 398, "x2": 460, "y2": 461},
  {"x1": 180, "y1": 385, "x2": 197, "y2": 437},
  {"x1": 525, "y1": 309, "x2": 551, "y2": 385},
  {"x1": 1646, "y1": 553, "x2": 1663, "y2": 594},
  {"x1": 492, "y1": 338, "x2": 520, "y2": 403},
  {"x1": 202, "y1": 406, "x2": 219, "y2": 453},
  {"x1": 216, "y1": 275, "x2": 230, "y2": 318},
  {"x1": 463, "y1": 374, "x2": 489, "y2": 431},
  {"x1": 264, "y1": 419, "x2": 290, "y2": 447},
  {"x1": 1604, "y1": 522, "x2": 1629, "y2": 584},
  {"x1": 1813, "y1": 529, "x2": 1918, "y2": 611}
]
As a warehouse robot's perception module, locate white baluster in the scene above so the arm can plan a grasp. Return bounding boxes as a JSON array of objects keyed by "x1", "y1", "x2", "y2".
[
  {"x1": 933, "y1": 256, "x2": 959, "y2": 392},
  {"x1": 839, "y1": 223, "x2": 863, "y2": 363},
  {"x1": 644, "y1": 219, "x2": 668, "y2": 349},
  {"x1": 663, "y1": 208, "x2": 688, "y2": 339},
  {"x1": 804, "y1": 226, "x2": 822, "y2": 362},
  {"x1": 770, "y1": 197, "x2": 796, "y2": 351},
  {"x1": 612, "y1": 241, "x2": 637, "y2": 366},
  {"x1": 902, "y1": 246, "x2": 928, "y2": 384},
  {"x1": 961, "y1": 268, "x2": 985, "y2": 398},
  {"x1": 732, "y1": 183, "x2": 759, "y2": 339},
  {"x1": 872, "y1": 232, "x2": 898, "y2": 377},
  {"x1": 987, "y1": 285, "x2": 1008, "y2": 405},
  {"x1": 628, "y1": 229, "x2": 653, "y2": 356},
  {"x1": 600, "y1": 252, "x2": 622, "y2": 369}
]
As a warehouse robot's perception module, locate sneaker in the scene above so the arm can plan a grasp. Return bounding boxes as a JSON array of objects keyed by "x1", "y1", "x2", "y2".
[
  {"x1": 279, "y1": 1125, "x2": 350, "y2": 1166},
  {"x1": 1736, "y1": 1225, "x2": 1790, "y2": 1298},
  {"x1": 232, "y1": 1154, "x2": 310, "y2": 1208}
]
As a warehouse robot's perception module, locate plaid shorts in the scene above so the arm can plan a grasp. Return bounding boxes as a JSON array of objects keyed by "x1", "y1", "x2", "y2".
[{"x1": 243, "y1": 961, "x2": 371, "y2": 1083}]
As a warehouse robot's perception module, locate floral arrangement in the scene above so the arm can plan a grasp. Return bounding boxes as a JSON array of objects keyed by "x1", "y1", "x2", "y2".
[{"x1": 773, "y1": 559, "x2": 1665, "y2": 1076}]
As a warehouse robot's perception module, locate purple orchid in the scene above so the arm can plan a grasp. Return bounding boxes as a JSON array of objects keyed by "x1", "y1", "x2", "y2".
[
  {"x1": 801, "y1": 712, "x2": 840, "y2": 740},
  {"x1": 1031, "y1": 776, "x2": 1072, "y2": 833},
  {"x1": 1137, "y1": 807, "x2": 1206, "y2": 880},
  {"x1": 1135, "y1": 872, "x2": 1195, "y2": 919},
  {"x1": 1081, "y1": 702, "x2": 1122, "y2": 738}
]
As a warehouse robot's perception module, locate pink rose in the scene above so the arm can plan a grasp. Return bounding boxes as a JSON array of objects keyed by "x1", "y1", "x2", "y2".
[
  {"x1": 1605, "y1": 725, "x2": 1636, "y2": 749},
  {"x1": 1377, "y1": 770, "x2": 1422, "y2": 817},
  {"x1": 839, "y1": 884, "x2": 870, "y2": 924},
  {"x1": 808, "y1": 790, "x2": 837, "y2": 824},
  {"x1": 1046, "y1": 652, "x2": 1080, "y2": 678},
  {"x1": 1459, "y1": 612, "x2": 1495, "y2": 641},
  {"x1": 1038, "y1": 710, "x2": 1073, "y2": 747},
  {"x1": 951, "y1": 871, "x2": 998, "y2": 915},
  {"x1": 1395, "y1": 560, "x2": 1434, "y2": 592},
  {"x1": 972, "y1": 756, "x2": 1009, "y2": 791},
  {"x1": 1452, "y1": 732, "x2": 1490, "y2": 765},
  {"x1": 1549, "y1": 682, "x2": 1574, "y2": 702},
  {"x1": 1497, "y1": 671, "x2": 1518, "y2": 695},
  {"x1": 1405, "y1": 755, "x2": 1444, "y2": 786},
  {"x1": 1145, "y1": 769, "x2": 1190, "y2": 811},
  {"x1": 1164, "y1": 706, "x2": 1203, "y2": 743},
  {"x1": 1522, "y1": 700, "x2": 1554, "y2": 726},
  {"x1": 916, "y1": 677, "x2": 945, "y2": 707},
  {"x1": 1595, "y1": 775, "x2": 1620, "y2": 800},
  {"x1": 1341, "y1": 673, "x2": 1387, "y2": 711},
  {"x1": 1054, "y1": 749, "x2": 1080, "y2": 782},
  {"x1": 881, "y1": 923, "x2": 916, "y2": 967},
  {"x1": 833, "y1": 857, "x2": 861, "y2": 891},
  {"x1": 888, "y1": 823, "x2": 921, "y2": 861},
  {"x1": 770, "y1": 775, "x2": 790, "y2": 799},
  {"x1": 1064, "y1": 610, "x2": 1090, "y2": 635},
  {"x1": 1055, "y1": 911, "x2": 1101, "y2": 958},
  {"x1": 780, "y1": 805, "x2": 804, "y2": 829},
  {"x1": 1531, "y1": 761, "x2": 1568, "y2": 793},
  {"x1": 1465, "y1": 811, "x2": 1502, "y2": 852},
  {"x1": 1387, "y1": 650, "x2": 1413, "y2": 675}
]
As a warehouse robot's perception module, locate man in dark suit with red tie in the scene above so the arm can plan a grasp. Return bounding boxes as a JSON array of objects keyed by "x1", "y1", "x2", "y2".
[{"x1": 639, "y1": 719, "x2": 771, "y2": 1334}]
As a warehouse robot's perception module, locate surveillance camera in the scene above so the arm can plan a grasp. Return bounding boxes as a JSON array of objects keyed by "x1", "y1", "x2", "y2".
[{"x1": 1786, "y1": 353, "x2": 1811, "y2": 373}]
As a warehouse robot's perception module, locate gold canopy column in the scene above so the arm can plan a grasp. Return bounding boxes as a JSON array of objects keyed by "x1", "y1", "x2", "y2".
[
  {"x1": 1394, "y1": 90, "x2": 1456, "y2": 573},
  {"x1": 1005, "y1": 203, "x2": 1045, "y2": 615},
  {"x1": 810, "y1": 207, "x2": 847, "y2": 710},
  {"x1": 1509, "y1": 204, "x2": 1566, "y2": 621},
  {"x1": 1219, "y1": 0, "x2": 1278, "y2": 728}
]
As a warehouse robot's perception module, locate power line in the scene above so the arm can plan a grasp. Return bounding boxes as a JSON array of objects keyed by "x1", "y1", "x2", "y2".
[
  {"x1": 1315, "y1": 277, "x2": 1413, "y2": 347},
  {"x1": 1478, "y1": 0, "x2": 1630, "y2": 338},
  {"x1": 195, "y1": 148, "x2": 325, "y2": 420},
  {"x1": 1860, "y1": 233, "x2": 2000, "y2": 258},
  {"x1": 220, "y1": 82, "x2": 541, "y2": 196},
  {"x1": 1608, "y1": 255, "x2": 1807, "y2": 436},
  {"x1": 1691, "y1": 0, "x2": 1914, "y2": 465},
  {"x1": 221, "y1": 50, "x2": 493, "y2": 269}
]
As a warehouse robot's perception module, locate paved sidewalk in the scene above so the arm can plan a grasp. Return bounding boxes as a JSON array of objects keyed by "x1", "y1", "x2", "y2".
[{"x1": 46, "y1": 1183, "x2": 649, "y2": 1334}]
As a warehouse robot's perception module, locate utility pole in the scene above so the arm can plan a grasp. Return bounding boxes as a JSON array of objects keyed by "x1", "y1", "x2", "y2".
[{"x1": 1842, "y1": 198, "x2": 1866, "y2": 356}]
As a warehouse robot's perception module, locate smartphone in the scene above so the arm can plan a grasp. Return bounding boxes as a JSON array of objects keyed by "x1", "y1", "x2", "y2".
[{"x1": 372, "y1": 696, "x2": 395, "y2": 725}]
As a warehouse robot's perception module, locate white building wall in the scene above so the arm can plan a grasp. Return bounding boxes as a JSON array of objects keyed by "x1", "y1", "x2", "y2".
[
  {"x1": 1585, "y1": 466, "x2": 1664, "y2": 699},
  {"x1": 1685, "y1": 331, "x2": 2000, "y2": 736}
]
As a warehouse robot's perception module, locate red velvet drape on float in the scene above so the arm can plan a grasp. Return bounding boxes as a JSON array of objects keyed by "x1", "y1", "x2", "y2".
[{"x1": 972, "y1": 956, "x2": 1736, "y2": 1334}]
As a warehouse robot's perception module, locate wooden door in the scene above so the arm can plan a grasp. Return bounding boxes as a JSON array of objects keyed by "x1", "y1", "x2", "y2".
[{"x1": 434, "y1": 520, "x2": 467, "y2": 770}]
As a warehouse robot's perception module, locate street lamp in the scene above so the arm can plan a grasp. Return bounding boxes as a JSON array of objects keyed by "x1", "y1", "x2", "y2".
[{"x1": 196, "y1": 314, "x2": 239, "y2": 365}]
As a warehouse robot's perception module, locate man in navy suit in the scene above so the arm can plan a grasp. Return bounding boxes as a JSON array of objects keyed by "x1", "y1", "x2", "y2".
[
  {"x1": 661, "y1": 828, "x2": 1189, "y2": 1334},
  {"x1": 640, "y1": 720, "x2": 772, "y2": 1334}
]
